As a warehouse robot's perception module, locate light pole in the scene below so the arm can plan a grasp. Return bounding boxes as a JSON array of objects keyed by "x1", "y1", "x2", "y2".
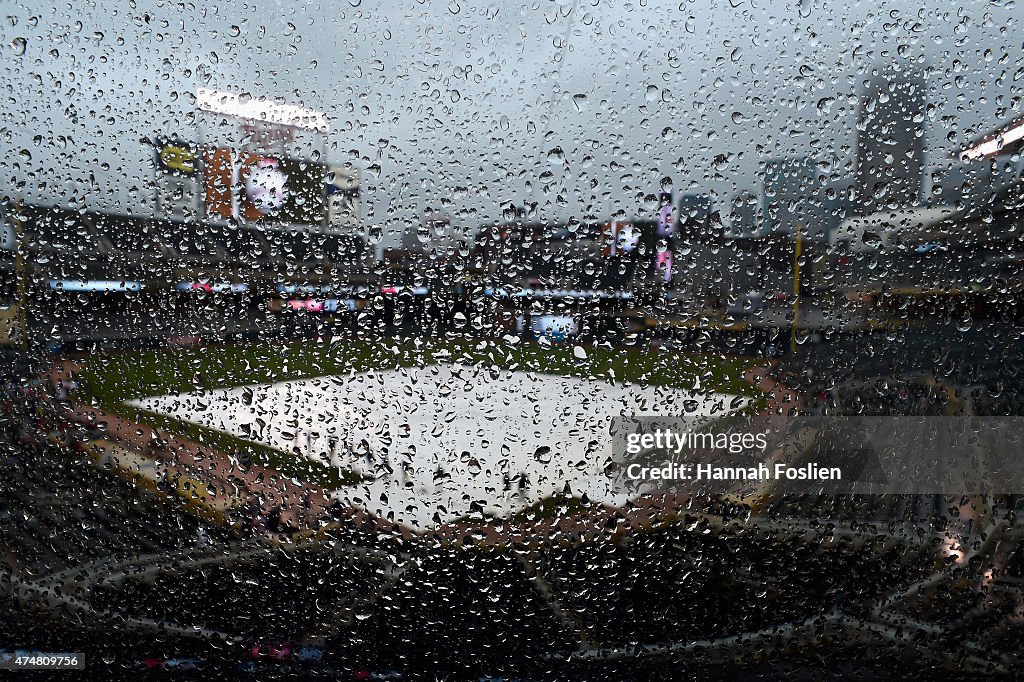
[
  {"x1": 12, "y1": 200, "x2": 28, "y2": 351},
  {"x1": 790, "y1": 222, "x2": 803, "y2": 355}
]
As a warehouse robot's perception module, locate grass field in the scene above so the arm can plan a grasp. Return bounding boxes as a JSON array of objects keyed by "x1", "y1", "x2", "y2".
[{"x1": 77, "y1": 336, "x2": 763, "y2": 490}]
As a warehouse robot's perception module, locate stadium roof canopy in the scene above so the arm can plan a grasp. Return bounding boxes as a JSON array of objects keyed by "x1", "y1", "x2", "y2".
[
  {"x1": 960, "y1": 115, "x2": 1024, "y2": 160},
  {"x1": 832, "y1": 173, "x2": 1024, "y2": 252},
  {"x1": 831, "y1": 205, "x2": 960, "y2": 251}
]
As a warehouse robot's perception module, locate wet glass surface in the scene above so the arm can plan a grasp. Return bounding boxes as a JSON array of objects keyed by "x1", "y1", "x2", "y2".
[{"x1": 1, "y1": 1, "x2": 1024, "y2": 678}]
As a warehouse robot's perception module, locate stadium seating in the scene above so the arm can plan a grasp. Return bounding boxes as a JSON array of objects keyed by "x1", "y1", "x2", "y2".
[
  {"x1": 22, "y1": 207, "x2": 100, "y2": 255},
  {"x1": 90, "y1": 215, "x2": 168, "y2": 256},
  {"x1": 0, "y1": 438, "x2": 204, "y2": 576}
]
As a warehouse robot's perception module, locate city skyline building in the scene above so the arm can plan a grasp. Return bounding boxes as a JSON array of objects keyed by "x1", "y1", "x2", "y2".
[
  {"x1": 676, "y1": 193, "x2": 722, "y2": 245},
  {"x1": 854, "y1": 66, "x2": 927, "y2": 214},
  {"x1": 729, "y1": 190, "x2": 760, "y2": 238},
  {"x1": 761, "y1": 157, "x2": 829, "y2": 240}
]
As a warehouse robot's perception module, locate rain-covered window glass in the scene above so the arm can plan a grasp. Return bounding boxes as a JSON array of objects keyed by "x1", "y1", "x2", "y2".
[{"x1": 2, "y1": 1, "x2": 1024, "y2": 678}]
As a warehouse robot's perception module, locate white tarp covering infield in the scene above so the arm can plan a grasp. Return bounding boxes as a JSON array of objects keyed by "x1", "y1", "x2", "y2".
[{"x1": 131, "y1": 365, "x2": 739, "y2": 528}]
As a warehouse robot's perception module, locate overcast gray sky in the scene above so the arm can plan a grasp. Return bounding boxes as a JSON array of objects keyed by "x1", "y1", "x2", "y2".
[{"x1": 1, "y1": 0, "x2": 1021, "y2": 245}]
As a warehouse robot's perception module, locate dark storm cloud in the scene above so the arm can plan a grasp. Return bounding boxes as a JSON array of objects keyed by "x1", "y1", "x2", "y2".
[{"x1": 0, "y1": 0, "x2": 1020, "y2": 244}]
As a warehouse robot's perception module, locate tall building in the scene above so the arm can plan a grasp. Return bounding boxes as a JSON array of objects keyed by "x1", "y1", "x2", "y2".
[
  {"x1": 730, "y1": 190, "x2": 760, "y2": 237},
  {"x1": 854, "y1": 67, "x2": 927, "y2": 214},
  {"x1": 676, "y1": 194, "x2": 722, "y2": 244},
  {"x1": 820, "y1": 178, "x2": 854, "y2": 245},
  {"x1": 762, "y1": 158, "x2": 828, "y2": 240}
]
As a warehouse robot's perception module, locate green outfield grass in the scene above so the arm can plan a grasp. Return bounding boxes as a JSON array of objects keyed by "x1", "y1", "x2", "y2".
[{"x1": 77, "y1": 336, "x2": 763, "y2": 489}]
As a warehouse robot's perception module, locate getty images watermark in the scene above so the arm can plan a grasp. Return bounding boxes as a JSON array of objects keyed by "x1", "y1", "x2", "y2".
[
  {"x1": 610, "y1": 416, "x2": 1024, "y2": 495},
  {"x1": 623, "y1": 427, "x2": 842, "y2": 483}
]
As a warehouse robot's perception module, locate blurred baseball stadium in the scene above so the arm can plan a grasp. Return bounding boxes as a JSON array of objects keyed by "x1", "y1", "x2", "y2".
[{"x1": 4, "y1": 3, "x2": 1024, "y2": 679}]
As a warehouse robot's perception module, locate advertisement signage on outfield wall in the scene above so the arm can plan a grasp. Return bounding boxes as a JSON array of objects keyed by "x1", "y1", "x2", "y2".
[
  {"x1": 530, "y1": 314, "x2": 579, "y2": 341},
  {"x1": 175, "y1": 282, "x2": 249, "y2": 294},
  {"x1": 48, "y1": 280, "x2": 143, "y2": 293}
]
